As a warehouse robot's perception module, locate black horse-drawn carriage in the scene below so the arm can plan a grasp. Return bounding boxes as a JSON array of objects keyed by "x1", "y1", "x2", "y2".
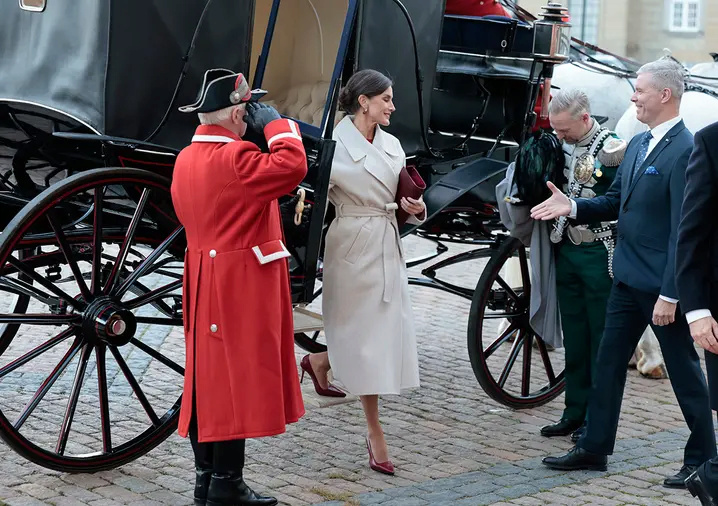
[{"x1": 0, "y1": 0, "x2": 572, "y2": 472}]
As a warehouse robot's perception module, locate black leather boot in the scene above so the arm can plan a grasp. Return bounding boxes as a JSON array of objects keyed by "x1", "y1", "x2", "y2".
[
  {"x1": 195, "y1": 467, "x2": 212, "y2": 506},
  {"x1": 206, "y1": 473, "x2": 278, "y2": 506}
]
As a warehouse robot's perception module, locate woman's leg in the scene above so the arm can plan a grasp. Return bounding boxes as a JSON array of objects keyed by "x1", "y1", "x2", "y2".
[
  {"x1": 361, "y1": 395, "x2": 389, "y2": 462},
  {"x1": 308, "y1": 351, "x2": 331, "y2": 389}
]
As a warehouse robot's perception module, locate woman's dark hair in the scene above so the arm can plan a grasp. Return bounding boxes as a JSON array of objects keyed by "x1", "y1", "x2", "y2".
[{"x1": 337, "y1": 69, "x2": 393, "y2": 114}]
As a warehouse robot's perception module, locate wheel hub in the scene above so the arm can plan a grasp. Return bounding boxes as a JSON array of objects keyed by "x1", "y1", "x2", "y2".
[{"x1": 81, "y1": 297, "x2": 136, "y2": 346}]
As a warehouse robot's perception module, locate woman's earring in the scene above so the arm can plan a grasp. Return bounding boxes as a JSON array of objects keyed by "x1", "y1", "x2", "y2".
[{"x1": 363, "y1": 107, "x2": 368, "y2": 114}]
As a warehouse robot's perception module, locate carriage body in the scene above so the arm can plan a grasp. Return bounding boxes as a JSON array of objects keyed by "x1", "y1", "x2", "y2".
[{"x1": 0, "y1": 0, "x2": 573, "y2": 472}]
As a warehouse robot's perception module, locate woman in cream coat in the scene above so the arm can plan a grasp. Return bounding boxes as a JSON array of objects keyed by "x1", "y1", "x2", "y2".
[{"x1": 300, "y1": 70, "x2": 425, "y2": 475}]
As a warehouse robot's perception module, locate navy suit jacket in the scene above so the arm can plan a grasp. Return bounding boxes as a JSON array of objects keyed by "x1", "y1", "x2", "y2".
[
  {"x1": 575, "y1": 120, "x2": 693, "y2": 299},
  {"x1": 676, "y1": 121, "x2": 718, "y2": 314}
]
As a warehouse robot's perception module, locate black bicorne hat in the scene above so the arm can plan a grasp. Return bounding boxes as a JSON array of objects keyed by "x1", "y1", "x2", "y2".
[{"x1": 179, "y1": 69, "x2": 267, "y2": 113}]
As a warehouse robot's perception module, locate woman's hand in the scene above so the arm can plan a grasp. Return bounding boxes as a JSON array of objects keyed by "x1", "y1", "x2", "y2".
[{"x1": 401, "y1": 196, "x2": 425, "y2": 216}]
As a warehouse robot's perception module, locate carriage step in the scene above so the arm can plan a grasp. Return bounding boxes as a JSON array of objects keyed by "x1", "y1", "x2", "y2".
[{"x1": 293, "y1": 306, "x2": 323, "y2": 333}]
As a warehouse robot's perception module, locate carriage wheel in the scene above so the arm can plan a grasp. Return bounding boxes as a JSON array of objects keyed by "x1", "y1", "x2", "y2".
[
  {"x1": 0, "y1": 249, "x2": 32, "y2": 353},
  {"x1": 0, "y1": 167, "x2": 185, "y2": 472},
  {"x1": 468, "y1": 237, "x2": 565, "y2": 409},
  {"x1": 293, "y1": 287, "x2": 326, "y2": 353}
]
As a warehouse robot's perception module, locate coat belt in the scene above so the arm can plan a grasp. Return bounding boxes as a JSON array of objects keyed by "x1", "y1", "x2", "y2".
[{"x1": 335, "y1": 203, "x2": 400, "y2": 303}]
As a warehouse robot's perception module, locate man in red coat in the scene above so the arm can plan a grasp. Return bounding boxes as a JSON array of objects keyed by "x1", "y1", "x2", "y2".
[
  {"x1": 171, "y1": 69, "x2": 307, "y2": 506},
  {"x1": 445, "y1": 0, "x2": 511, "y2": 17}
]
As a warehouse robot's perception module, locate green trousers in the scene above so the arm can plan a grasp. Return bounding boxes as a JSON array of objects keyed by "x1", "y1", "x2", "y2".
[{"x1": 555, "y1": 241, "x2": 613, "y2": 422}]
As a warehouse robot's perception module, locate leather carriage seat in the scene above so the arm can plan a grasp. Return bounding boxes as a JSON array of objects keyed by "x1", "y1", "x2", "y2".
[{"x1": 264, "y1": 81, "x2": 342, "y2": 127}]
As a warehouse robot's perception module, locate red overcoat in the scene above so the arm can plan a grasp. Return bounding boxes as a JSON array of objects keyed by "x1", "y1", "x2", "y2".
[{"x1": 170, "y1": 119, "x2": 307, "y2": 442}]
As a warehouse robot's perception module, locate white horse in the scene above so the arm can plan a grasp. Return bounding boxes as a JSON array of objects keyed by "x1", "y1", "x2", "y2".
[
  {"x1": 551, "y1": 60, "x2": 635, "y2": 131},
  {"x1": 615, "y1": 90, "x2": 718, "y2": 141},
  {"x1": 688, "y1": 53, "x2": 718, "y2": 92}
]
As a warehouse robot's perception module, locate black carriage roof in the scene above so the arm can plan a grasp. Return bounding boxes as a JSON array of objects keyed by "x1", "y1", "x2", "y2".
[
  {"x1": 0, "y1": 0, "x2": 253, "y2": 148},
  {"x1": 0, "y1": 0, "x2": 445, "y2": 154}
]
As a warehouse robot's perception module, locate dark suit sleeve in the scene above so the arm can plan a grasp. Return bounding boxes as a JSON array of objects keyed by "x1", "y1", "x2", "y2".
[
  {"x1": 574, "y1": 159, "x2": 623, "y2": 223},
  {"x1": 676, "y1": 131, "x2": 716, "y2": 312},
  {"x1": 662, "y1": 145, "x2": 692, "y2": 299}
]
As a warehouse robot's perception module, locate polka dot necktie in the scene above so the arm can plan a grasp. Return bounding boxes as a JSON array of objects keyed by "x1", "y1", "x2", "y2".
[{"x1": 630, "y1": 131, "x2": 653, "y2": 185}]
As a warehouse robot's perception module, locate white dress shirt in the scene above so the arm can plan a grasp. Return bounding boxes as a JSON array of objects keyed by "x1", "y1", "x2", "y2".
[{"x1": 567, "y1": 117, "x2": 688, "y2": 309}]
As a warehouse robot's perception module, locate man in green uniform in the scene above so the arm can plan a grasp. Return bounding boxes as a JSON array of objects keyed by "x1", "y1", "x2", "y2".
[{"x1": 540, "y1": 89, "x2": 627, "y2": 441}]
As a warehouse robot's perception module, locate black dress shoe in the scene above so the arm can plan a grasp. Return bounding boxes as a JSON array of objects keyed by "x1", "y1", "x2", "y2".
[
  {"x1": 664, "y1": 464, "x2": 698, "y2": 489},
  {"x1": 542, "y1": 446, "x2": 608, "y2": 471},
  {"x1": 540, "y1": 418, "x2": 584, "y2": 437},
  {"x1": 570, "y1": 423, "x2": 586, "y2": 443},
  {"x1": 685, "y1": 470, "x2": 718, "y2": 506},
  {"x1": 195, "y1": 467, "x2": 212, "y2": 506},
  {"x1": 207, "y1": 473, "x2": 278, "y2": 506}
]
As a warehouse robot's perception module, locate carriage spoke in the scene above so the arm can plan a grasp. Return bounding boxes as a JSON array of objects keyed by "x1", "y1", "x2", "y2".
[
  {"x1": 56, "y1": 343, "x2": 93, "y2": 455},
  {"x1": 518, "y1": 247, "x2": 531, "y2": 296},
  {"x1": 91, "y1": 189, "x2": 104, "y2": 295},
  {"x1": 134, "y1": 316, "x2": 183, "y2": 326},
  {"x1": 108, "y1": 345, "x2": 161, "y2": 427},
  {"x1": 521, "y1": 332, "x2": 533, "y2": 397},
  {"x1": 113, "y1": 226, "x2": 183, "y2": 298},
  {"x1": 482, "y1": 311, "x2": 524, "y2": 319},
  {"x1": 46, "y1": 212, "x2": 92, "y2": 301},
  {"x1": 129, "y1": 338, "x2": 184, "y2": 375},
  {"x1": 102, "y1": 188, "x2": 150, "y2": 294},
  {"x1": 536, "y1": 337, "x2": 557, "y2": 384},
  {"x1": 0, "y1": 314, "x2": 80, "y2": 325},
  {"x1": 497, "y1": 330, "x2": 524, "y2": 389},
  {"x1": 0, "y1": 328, "x2": 75, "y2": 379},
  {"x1": 0, "y1": 275, "x2": 57, "y2": 305},
  {"x1": 7, "y1": 256, "x2": 84, "y2": 309},
  {"x1": 14, "y1": 338, "x2": 82, "y2": 430},
  {"x1": 493, "y1": 275, "x2": 520, "y2": 302},
  {"x1": 484, "y1": 322, "x2": 518, "y2": 359},
  {"x1": 95, "y1": 345, "x2": 112, "y2": 453},
  {"x1": 125, "y1": 280, "x2": 182, "y2": 309}
]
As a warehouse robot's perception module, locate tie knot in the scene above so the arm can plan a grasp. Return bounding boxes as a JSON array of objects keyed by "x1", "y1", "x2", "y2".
[{"x1": 644, "y1": 131, "x2": 653, "y2": 142}]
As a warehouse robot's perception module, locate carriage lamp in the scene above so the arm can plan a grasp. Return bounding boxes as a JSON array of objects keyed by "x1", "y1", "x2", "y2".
[{"x1": 532, "y1": 2, "x2": 572, "y2": 118}]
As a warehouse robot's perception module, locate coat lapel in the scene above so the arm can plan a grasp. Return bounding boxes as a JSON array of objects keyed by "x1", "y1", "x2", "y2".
[
  {"x1": 624, "y1": 120, "x2": 685, "y2": 201},
  {"x1": 335, "y1": 116, "x2": 401, "y2": 193}
]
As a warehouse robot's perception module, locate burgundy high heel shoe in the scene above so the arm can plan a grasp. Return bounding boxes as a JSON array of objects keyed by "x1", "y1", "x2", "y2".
[
  {"x1": 366, "y1": 436, "x2": 395, "y2": 475},
  {"x1": 299, "y1": 355, "x2": 346, "y2": 397}
]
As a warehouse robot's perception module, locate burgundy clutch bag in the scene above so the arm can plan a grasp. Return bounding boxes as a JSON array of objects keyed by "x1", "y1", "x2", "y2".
[{"x1": 395, "y1": 165, "x2": 426, "y2": 226}]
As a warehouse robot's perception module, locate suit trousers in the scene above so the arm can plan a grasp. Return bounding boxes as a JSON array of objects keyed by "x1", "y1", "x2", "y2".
[
  {"x1": 556, "y1": 242, "x2": 612, "y2": 422},
  {"x1": 189, "y1": 395, "x2": 245, "y2": 474},
  {"x1": 698, "y1": 353, "x2": 718, "y2": 496},
  {"x1": 578, "y1": 281, "x2": 716, "y2": 466}
]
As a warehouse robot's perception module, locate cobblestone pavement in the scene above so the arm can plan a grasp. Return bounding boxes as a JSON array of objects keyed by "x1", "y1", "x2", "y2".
[
  {"x1": 0, "y1": 232, "x2": 710, "y2": 506},
  {"x1": 0, "y1": 134, "x2": 711, "y2": 505}
]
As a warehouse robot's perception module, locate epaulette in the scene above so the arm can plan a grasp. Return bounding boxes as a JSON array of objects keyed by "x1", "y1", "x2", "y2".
[{"x1": 597, "y1": 134, "x2": 627, "y2": 167}]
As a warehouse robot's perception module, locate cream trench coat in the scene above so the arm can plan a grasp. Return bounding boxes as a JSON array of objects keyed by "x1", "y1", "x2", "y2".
[{"x1": 322, "y1": 116, "x2": 423, "y2": 395}]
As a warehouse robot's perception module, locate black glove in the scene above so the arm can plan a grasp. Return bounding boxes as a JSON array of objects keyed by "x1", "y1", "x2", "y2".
[{"x1": 245, "y1": 102, "x2": 281, "y2": 133}]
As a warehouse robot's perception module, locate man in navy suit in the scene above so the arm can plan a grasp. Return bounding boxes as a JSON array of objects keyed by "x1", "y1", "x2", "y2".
[
  {"x1": 676, "y1": 120, "x2": 718, "y2": 504},
  {"x1": 531, "y1": 58, "x2": 716, "y2": 487}
]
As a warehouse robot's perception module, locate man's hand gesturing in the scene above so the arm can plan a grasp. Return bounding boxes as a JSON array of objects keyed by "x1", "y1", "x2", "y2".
[
  {"x1": 530, "y1": 181, "x2": 572, "y2": 220},
  {"x1": 689, "y1": 316, "x2": 718, "y2": 355}
]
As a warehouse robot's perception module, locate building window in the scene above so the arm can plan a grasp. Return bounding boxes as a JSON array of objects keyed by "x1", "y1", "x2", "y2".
[
  {"x1": 668, "y1": 0, "x2": 701, "y2": 32},
  {"x1": 18, "y1": 0, "x2": 46, "y2": 12}
]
